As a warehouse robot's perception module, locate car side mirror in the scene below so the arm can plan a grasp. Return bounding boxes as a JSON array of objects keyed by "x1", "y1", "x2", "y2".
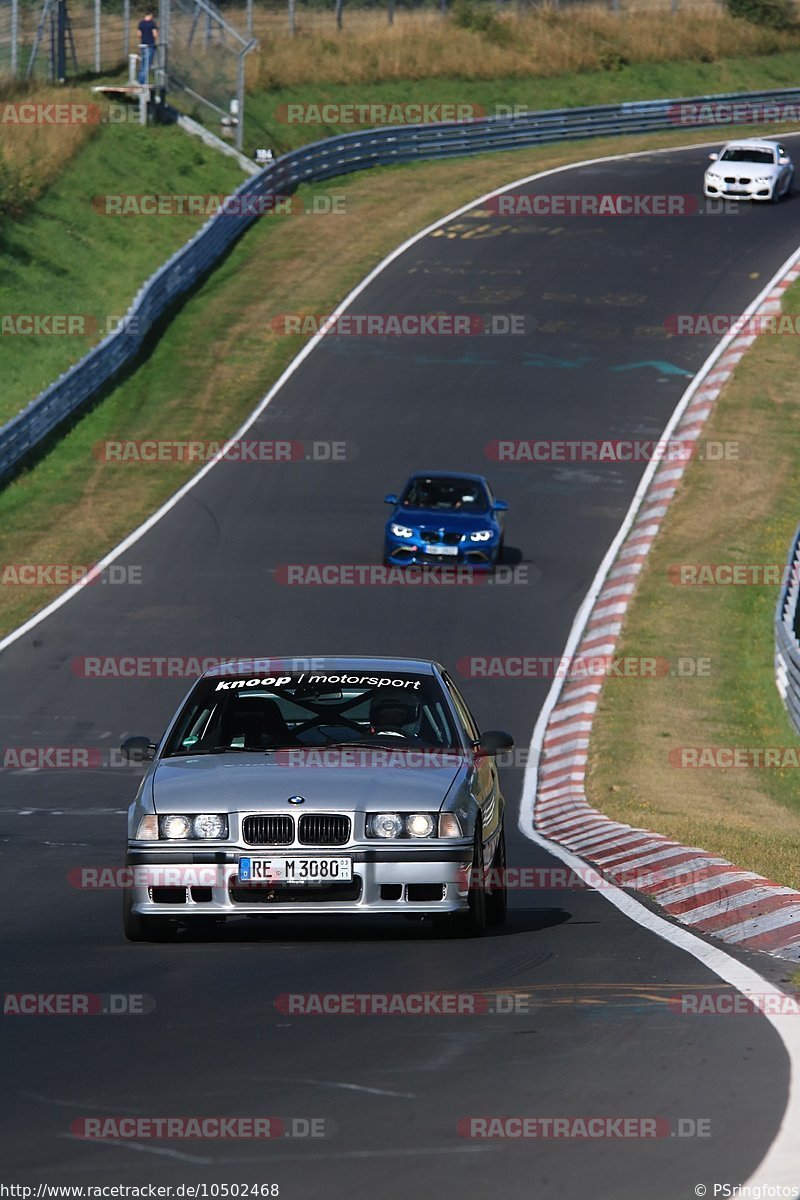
[
  {"x1": 475, "y1": 730, "x2": 514, "y2": 756},
  {"x1": 121, "y1": 735, "x2": 156, "y2": 762},
  {"x1": 384, "y1": 494, "x2": 398, "y2": 505},
  {"x1": 708, "y1": 152, "x2": 719, "y2": 161},
  {"x1": 493, "y1": 500, "x2": 508, "y2": 512}
]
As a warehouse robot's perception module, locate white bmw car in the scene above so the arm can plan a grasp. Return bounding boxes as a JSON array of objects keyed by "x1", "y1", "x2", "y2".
[{"x1": 704, "y1": 138, "x2": 794, "y2": 203}]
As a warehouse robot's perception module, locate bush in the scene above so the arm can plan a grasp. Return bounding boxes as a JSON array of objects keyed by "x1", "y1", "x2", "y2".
[
  {"x1": 449, "y1": 0, "x2": 515, "y2": 44},
  {"x1": 725, "y1": 0, "x2": 796, "y2": 31}
]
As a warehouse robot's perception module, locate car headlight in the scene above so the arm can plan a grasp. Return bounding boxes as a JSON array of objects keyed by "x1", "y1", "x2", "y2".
[
  {"x1": 367, "y1": 812, "x2": 441, "y2": 839},
  {"x1": 158, "y1": 813, "x2": 228, "y2": 840},
  {"x1": 405, "y1": 813, "x2": 436, "y2": 839},
  {"x1": 469, "y1": 530, "x2": 494, "y2": 542},
  {"x1": 390, "y1": 523, "x2": 414, "y2": 539},
  {"x1": 367, "y1": 812, "x2": 404, "y2": 839},
  {"x1": 160, "y1": 814, "x2": 192, "y2": 840},
  {"x1": 192, "y1": 813, "x2": 228, "y2": 840}
]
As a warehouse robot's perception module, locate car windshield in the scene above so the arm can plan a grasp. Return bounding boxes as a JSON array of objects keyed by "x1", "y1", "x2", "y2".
[
  {"x1": 162, "y1": 670, "x2": 462, "y2": 755},
  {"x1": 401, "y1": 477, "x2": 490, "y2": 514},
  {"x1": 719, "y1": 148, "x2": 775, "y2": 164}
]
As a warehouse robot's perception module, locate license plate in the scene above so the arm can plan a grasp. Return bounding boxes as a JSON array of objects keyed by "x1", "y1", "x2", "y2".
[
  {"x1": 424, "y1": 544, "x2": 459, "y2": 556},
  {"x1": 239, "y1": 856, "x2": 352, "y2": 884}
]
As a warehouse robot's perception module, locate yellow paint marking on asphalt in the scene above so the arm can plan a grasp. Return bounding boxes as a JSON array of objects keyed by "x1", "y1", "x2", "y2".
[{"x1": 584, "y1": 293, "x2": 648, "y2": 308}]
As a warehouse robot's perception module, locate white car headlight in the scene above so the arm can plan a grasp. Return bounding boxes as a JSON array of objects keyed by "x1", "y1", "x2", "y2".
[
  {"x1": 367, "y1": 812, "x2": 404, "y2": 838},
  {"x1": 406, "y1": 813, "x2": 436, "y2": 839},
  {"x1": 469, "y1": 530, "x2": 494, "y2": 542},
  {"x1": 390, "y1": 523, "x2": 414, "y2": 539},
  {"x1": 192, "y1": 813, "x2": 228, "y2": 840},
  {"x1": 367, "y1": 812, "x2": 440, "y2": 838},
  {"x1": 160, "y1": 814, "x2": 193, "y2": 840}
]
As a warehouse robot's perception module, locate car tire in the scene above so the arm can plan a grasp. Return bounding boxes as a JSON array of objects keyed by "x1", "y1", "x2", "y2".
[
  {"x1": 122, "y1": 889, "x2": 178, "y2": 943},
  {"x1": 437, "y1": 824, "x2": 488, "y2": 938},
  {"x1": 486, "y1": 825, "x2": 508, "y2": 927}
]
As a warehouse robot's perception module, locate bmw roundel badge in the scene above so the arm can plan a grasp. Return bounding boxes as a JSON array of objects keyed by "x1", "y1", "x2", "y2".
[{"x1": 287, "y1": 795, "x2": 305, "y2": 805}]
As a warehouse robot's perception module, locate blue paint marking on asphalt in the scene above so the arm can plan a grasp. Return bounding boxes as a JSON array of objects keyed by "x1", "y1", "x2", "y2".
[{"x1": 610, "y1": 360, "x2": 694, "y2": 377}]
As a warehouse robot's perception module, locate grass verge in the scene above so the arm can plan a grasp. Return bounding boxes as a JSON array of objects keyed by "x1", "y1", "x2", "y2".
[
  {"x1": 246, "y1": 50, "x2": 800, "y2": 155},
  {"x1": 587, "y1": 281, "x2": 800, "y2": 890},
  {"x1": 0, "y1": 119, "x2": 245, "y2": 423}
]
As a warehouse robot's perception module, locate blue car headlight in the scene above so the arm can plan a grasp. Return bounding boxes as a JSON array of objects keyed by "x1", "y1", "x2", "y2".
[
  {"x1": 390, "y1": 523, "x2": 414, "y2": 539},
  {"x1": 470, "y1": 530, "x2": 494, "y2": 542}
]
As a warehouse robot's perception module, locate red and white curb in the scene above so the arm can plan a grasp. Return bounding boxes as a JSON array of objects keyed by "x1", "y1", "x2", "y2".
[{"x1": 532, "y1": 254, "x2": 800, "y2": 963}]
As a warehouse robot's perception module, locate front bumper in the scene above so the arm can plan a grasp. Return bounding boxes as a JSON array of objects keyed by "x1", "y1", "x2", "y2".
[
  {"x1": 384, "y1": 540, "x2": 498, "y2": 570},
  {"x1": 704, "y1": 176, "x2": 774, "y2": 200},
  {"x1": 125, "y1": 845, "x2": 475, "y2": 918}
]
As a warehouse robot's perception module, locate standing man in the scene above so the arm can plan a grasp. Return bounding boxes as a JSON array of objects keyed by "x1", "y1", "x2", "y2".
[{"x1": 137, "y1": 5, "x2": 158, "y2": 85}]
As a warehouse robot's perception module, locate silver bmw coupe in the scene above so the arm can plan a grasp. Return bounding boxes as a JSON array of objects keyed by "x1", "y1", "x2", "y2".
[{"x1": 122, "y1": 657, "x2": 513, "y2": 941}]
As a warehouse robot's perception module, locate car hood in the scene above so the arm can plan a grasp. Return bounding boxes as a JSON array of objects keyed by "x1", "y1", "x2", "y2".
[
  {"x1": 151, "y1": 753, "x2": 466, "y2": 812},
  {"x1": 708, "y1": 163, "x2": 780, "y2": 179},
  {"x1": 390, "y1": 508, "x2": 496, "y2": 532}
]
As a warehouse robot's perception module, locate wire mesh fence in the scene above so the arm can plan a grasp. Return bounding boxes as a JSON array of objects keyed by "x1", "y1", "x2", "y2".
[
  {"x1": 0, "y1": 0, "x2": 733, "y2": 85},
  {"x1": 164, "y1": 0, "x2": 255, "y2": 140}
]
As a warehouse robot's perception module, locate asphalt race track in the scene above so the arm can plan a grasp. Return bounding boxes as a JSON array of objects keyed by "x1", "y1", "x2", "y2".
[{"x1": 2, "y1": 138, "x2": 800, "y2": 1198}]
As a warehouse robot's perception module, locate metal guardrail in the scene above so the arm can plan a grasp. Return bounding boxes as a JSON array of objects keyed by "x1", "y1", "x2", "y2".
[
  {"x1": 775, "y1": 524, "x2": 800, "y2": 734},
  {"x1": 5, "y1": 85, "x2": 800, "y2": 483}
]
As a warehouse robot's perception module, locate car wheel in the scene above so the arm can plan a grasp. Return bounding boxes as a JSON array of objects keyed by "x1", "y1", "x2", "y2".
[
  {"x1": 437, "y1": 824, "x2": 488, "y2": 938},
  {"x1": 486, "y1": 826, "x2": 507, "y2": 927},
  {"x1": 122, "y1": 889, "x2": 177, "y2": 943}
]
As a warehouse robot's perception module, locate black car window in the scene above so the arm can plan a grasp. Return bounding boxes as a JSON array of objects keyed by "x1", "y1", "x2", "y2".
[
  {"x1": 162, "y1": 671, "x2": 460, "y2": 754},
  {"x1": 719, "y1": 148, "x2": 775, "y2": 164},
  {"x1": 441, "y1": 673, "x2": 481, "y2": 743},
  {"x1": 401, "y1": 477, "x2": 490, "y2": 514}
]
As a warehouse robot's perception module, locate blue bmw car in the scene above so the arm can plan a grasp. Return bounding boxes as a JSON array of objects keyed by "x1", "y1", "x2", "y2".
[{"x1": 383, "y1": 472, "x2": 507, "y2": 570}]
